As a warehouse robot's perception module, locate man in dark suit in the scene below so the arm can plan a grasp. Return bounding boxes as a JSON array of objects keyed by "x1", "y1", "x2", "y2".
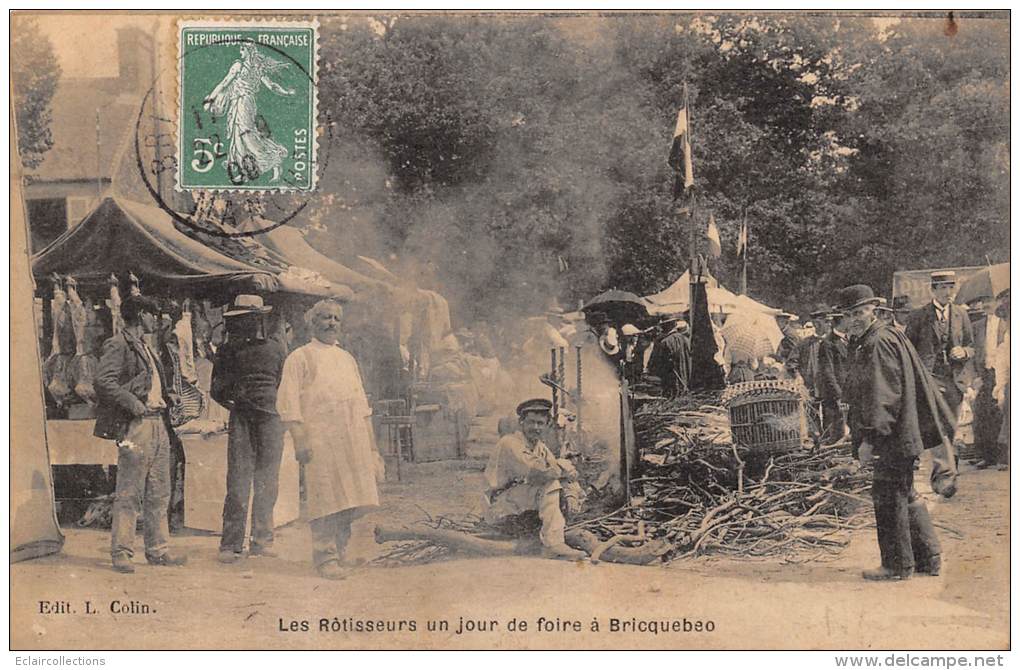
[
  {"x1": 816, "y1": 309, "x2": 850, "y2": 444},
  {"x1": 775, "y1": 312, "x2": 801, "y2": 378},
  {"x1": 94, "y1": 295, "x2": 188, "y2": 574},
  {"x1": 905, "y1": 271, "x2": 975, "y2": 415},
  {"x1": 648, "y1": 317, "x2": 691, "y2": 397},
  {"x1": 841, "y1": 284, "x2": 953, "y2": 581}
]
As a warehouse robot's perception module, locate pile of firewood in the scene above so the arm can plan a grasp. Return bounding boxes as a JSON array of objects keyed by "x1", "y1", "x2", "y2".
[
  {"x1": 572, "y1": 394, "x2": 872, "y2": 563},
  {"x1": 373, "y1": 393, "x2": 872, "y2": 566}
]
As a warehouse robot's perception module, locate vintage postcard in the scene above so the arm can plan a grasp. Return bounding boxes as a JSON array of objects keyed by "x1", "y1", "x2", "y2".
[{"x1": 9, "y1": 8, "x2": 1011, "y2": 656}]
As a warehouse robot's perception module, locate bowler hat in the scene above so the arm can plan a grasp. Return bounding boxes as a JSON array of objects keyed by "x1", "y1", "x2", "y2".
[
  {"x1": 891, "y1": 295, "x2": 913, "y2": 313},
  {"x1": 516, "y1": 398, "x2": 553, "y2": 418},
  {"x1": 224, "y1": 294, "x2": 272, "y2": 318},
  {"x1": 836, "y1": 284, "x2": 883, "y2": 311}
]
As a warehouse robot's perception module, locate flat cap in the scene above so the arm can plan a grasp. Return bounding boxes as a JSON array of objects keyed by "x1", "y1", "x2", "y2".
[{"x1": 516, "y1": 398, "x2": 553, "y2": 418}]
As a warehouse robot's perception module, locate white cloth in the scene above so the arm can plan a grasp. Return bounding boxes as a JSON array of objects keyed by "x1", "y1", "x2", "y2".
[
  {"x1": 174, "y1": 313, "x2": 197, "y2": 384},
  {"x1": 142, "y1": 345, "x2": 166, "y2": 410},
  {"x1": 277, "y1": 340, "x2": 379, "y2": 520},
  {"x1": 992, "y1": 330, "x2": 1010, "y2": 405},
  {"x1": 984, "y1": 314, "x2": 1002, "y2": 370},
  {"x1": 933, "y1": 299, "x2": 948, "y2": 323}
]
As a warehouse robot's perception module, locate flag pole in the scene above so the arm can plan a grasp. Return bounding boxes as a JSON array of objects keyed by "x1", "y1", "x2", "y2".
[
  {"x1": 740, "y1": 208, "x2": 748, "y2": 295},
  {"x1": 685, "y1": 83, "x2": 697, "y2": 281}
]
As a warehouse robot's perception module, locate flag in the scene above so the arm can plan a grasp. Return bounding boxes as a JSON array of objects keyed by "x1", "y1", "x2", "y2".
[
  {"x1": 668, "y1": 107, "x2": 694, "y2": 199},
  {"x1": 737, "y1": 217, "x2": 748, "y2": 258},
  {"x1": 706, "y1": 213, "x2": 721, "y2": 258}
]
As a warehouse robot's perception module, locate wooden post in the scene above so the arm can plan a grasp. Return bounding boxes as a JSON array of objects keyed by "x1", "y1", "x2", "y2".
[
  {"x1": 550, "y1": 347, "x2": 558, "y2": 423},
  {"x1": 575, "y1": 344, "x2": 583, "y2": 436}
]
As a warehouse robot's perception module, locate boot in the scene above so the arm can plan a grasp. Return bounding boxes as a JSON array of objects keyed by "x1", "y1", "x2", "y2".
[
  {"x1": 249, "y1": 545, "x2": 279, "y2": 558},
  {"x1": 218, "y1": 550, "x2": 242, "y2": 564},
  {"x1": 317, "y1": 561, "x2": 347, "y2": 580},
  {"x1": 146, "y1": 551, "x2": 188, "y2": 567},
  {"x1": 862, "y1": 566, "x2": 913, "y2": 581},
  {"x1": 915, "y1": 554, "x2": 941, "y2": 576},
  {"x1": 541, "y1": 543, "x2": 587, "y2": 561},
  {"x1": 112, "y1": 554, "x2": 135, "y2": 574}
]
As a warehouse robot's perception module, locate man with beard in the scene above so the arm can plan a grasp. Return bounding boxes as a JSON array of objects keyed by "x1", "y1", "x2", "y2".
[
  {"x1": 482, "y1": 398, "x2": 587, "y2": 560},
  {"x1": 840, "y1": 284, "x2": 954, "y2": 581},
  {"x1": 277, "y1": 299, "x2": 383, "y2": 579}
]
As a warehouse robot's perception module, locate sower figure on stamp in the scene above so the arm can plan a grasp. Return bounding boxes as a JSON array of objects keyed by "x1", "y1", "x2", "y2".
[
  {"x1": 212, "y1": 295, "x2": 288, "y2": 563},
  {"x1": 482, "y1": 398, "x2": 587, "y2": 560},
  {"x1": 277, "y1": 299, "x2": 383, "y2": 580},
  {"x1": 203, "y1": 42, "x2": 294, "y2": 183},
  {"x1": 840, "y1": 285, "x2": 954, "y2": 581},
  {"x1": 94, "y1": 295, "x2": 188, "y2": 574}
]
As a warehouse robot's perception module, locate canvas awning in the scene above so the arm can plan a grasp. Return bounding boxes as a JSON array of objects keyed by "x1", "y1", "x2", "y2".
[
  {"x1": 644, "y1": 270, "x2": 780, "y2": 316},
  {"x1": 32, "y1": 197, "x2": 353, "y2": 301}
]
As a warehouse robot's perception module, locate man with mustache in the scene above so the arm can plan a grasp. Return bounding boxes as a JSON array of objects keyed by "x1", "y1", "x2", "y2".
[
  {"x1": 483, "y1": 398, "x2": 587, "y2": 560},
  {"x1": 277, "y1": 299, "x2": 382, "y2": 579},
  {"x1": 839, "y1": 284, "x2": 953, "y2": 581}
]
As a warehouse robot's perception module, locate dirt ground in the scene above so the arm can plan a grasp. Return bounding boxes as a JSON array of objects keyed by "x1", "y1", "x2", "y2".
[{"x1": 11, "y1": 418, "x2": 1010, "y2": 650}]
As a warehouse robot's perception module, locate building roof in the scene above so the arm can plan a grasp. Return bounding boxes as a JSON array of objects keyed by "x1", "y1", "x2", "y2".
[{"x1": 28, "y1": 77, "x2": 138, "y2": 183}]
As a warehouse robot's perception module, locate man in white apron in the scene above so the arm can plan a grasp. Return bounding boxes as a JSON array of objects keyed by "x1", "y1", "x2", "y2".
[{"x1": 277, "y1": 299, "x2": 381, "y2": 579}]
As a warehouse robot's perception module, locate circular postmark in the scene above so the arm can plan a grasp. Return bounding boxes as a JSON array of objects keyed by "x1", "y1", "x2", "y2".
[{"x1": 134, "y1": 26, "x2": 330, "y2": 239}]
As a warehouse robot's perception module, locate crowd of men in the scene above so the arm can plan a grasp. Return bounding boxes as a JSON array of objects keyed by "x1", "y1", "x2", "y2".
[
  {"x1": 787, "y1": 271, "x2": 1010, "y2": 470},
  {"x1": 89, "y1": 268, "x2": 1009, "y2": 582},
  {"x1": 94, "y1": 294, "x2": 383, "y2": 579}
]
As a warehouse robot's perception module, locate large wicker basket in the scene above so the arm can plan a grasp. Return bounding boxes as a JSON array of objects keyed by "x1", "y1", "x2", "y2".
[{"x1": 721, "y1": 380, "x2": 810, "y2": 454}]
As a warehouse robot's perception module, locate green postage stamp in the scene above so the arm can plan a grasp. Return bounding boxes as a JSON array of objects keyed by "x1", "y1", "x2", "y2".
[{"x1": 177, "y1": 19, "x2": 318, "y2": 191}]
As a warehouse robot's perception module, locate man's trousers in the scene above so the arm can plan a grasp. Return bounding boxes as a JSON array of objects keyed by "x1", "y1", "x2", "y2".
[
  {"x1": 871, "y1": 458, "x2": 941, "y2": 573},
  {"x1": 310, "y1": 509, "x2": 358, "y2": 568},
  {"x1": 111, "y1": 416, "x2": 172, "y2": 561},
  {"x1": 220, "y1": 411, "x2": 284, "y2": 553}
]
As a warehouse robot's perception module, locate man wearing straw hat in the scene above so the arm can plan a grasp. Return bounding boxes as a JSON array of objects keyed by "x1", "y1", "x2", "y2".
[
  {"x1": 212, "y1": 294, "x2": 288, "y2": 563},
  {"x1": 905, "y1": 271, "x2": 975, "y2": 414},
  {"x1": 840, "y1": 284, "x2": 952, "y2": 581}
]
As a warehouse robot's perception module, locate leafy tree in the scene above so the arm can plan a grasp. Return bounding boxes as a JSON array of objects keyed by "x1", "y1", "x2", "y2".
[
  {"x1": 12, "y1": 17, "x2": 61, "y2": 169},
  {"x1": 308, "y1": 13, "x2": 1007, "y2": 323}
]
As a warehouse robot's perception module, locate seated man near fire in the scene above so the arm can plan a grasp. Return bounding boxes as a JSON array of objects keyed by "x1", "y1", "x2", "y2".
[{"x1": 483, "y1": 398, "x2": 587, "y2": 560}]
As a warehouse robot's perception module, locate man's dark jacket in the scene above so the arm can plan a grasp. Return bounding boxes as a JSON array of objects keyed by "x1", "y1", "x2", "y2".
[
  {"x1": 845, "y1": 320, "x2": 956, "y2": 463},
  {"x1": 905, "y1": 301, "x2": 975, "y2": 388},
  {"x1": 94, "y1": 329, "x2": 171, "y2": 441},
  {"x1": 211, "y1": 336, "x2": 287, "y2": 414},
  {"x1": 648, "y1": 329, "x2": 691, "y2": 395},
  {"x1": 816, "y1": 331, "x2": 849, "y2": 402}
]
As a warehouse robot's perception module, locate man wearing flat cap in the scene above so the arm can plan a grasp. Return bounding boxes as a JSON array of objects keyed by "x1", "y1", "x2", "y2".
[
  {"x1": 482, "y1": 398, "x2": 587, "y2": 559},
  {"x1": 905, "y1": 271, "x2": 975, "y2": 414},
  {"x1": 840, "y1": 284, "x2": 954, "y2": 581}
]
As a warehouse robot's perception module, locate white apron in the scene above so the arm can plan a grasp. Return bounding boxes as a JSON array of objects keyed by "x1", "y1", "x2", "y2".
[{"x1": 277, "y1": 340, "x2": 380, "y2": 520}]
